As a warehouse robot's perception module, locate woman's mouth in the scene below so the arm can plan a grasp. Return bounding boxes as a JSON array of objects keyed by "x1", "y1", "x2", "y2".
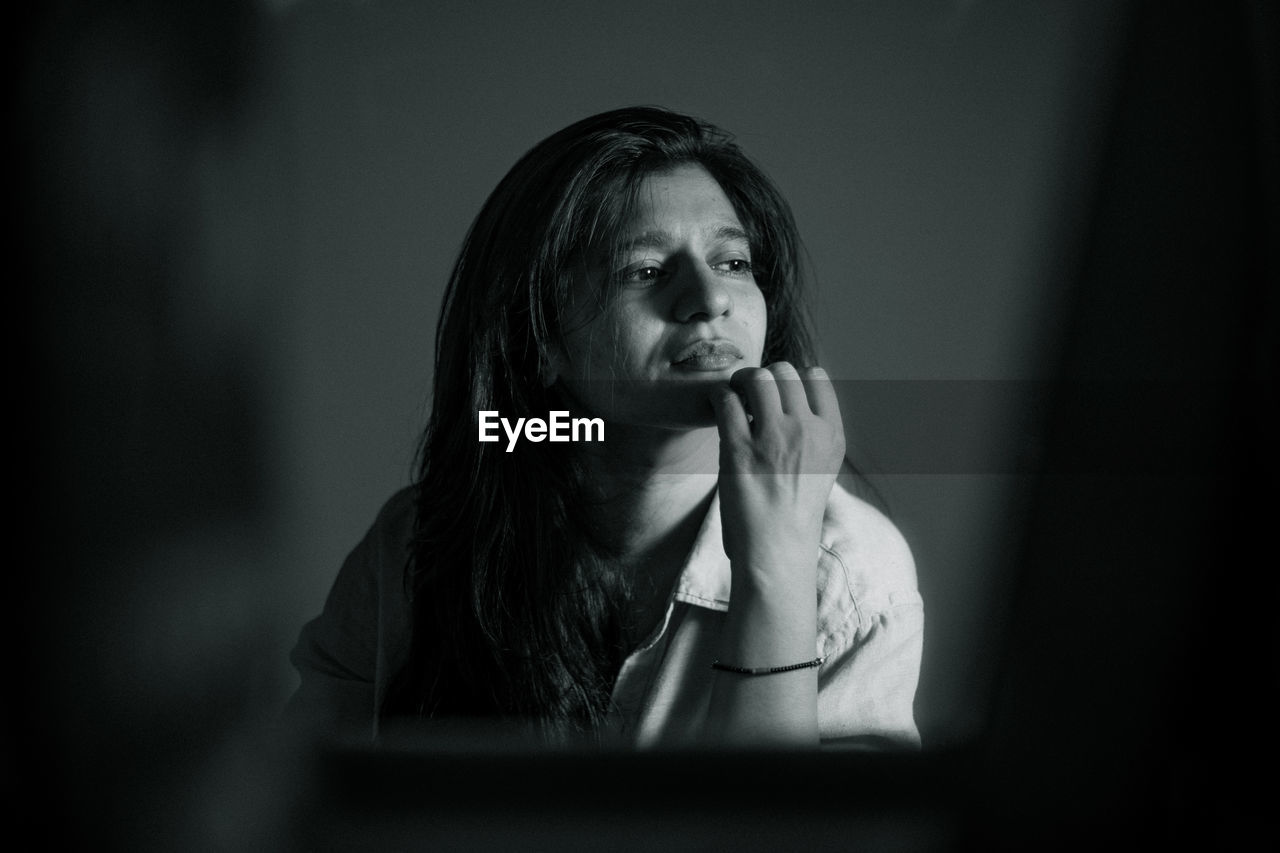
[{"x1": 670, "y1": 339, "x2": 744, "y2": 372}]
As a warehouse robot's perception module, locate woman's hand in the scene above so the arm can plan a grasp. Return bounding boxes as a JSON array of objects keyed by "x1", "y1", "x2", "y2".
[{"x1": 708, "y1": 363, "x2": 846, "y2": 587}]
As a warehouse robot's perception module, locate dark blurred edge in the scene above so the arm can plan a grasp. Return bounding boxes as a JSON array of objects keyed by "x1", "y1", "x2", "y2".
[
  {"x1": 17, "y1": 1, "x2": 276, "y2": 850},
  {"x1": 970, "y1": 0, "x2": 1278, "y2": 848},
  {"x1": 291, "y1": 743, "x2": 969, "y2": 853}
]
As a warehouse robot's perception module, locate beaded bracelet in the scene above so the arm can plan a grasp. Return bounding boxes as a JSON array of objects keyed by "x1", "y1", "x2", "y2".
[{"x1": 710, "y1": 656, "x2": 826, "y2": 675}]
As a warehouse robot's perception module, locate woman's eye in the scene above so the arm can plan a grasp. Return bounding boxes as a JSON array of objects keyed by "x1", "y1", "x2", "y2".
[
  {"x1": 713, "y1": 258, "x2": 753, "y2": 275},
  {"x1": 621, "y1": 264, "x2": 665, "y2": 285}
]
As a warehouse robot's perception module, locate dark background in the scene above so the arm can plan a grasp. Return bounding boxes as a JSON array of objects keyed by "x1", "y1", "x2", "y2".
[{"x1": 17, "y1": 0, "x2": 1276, "y2": 849}]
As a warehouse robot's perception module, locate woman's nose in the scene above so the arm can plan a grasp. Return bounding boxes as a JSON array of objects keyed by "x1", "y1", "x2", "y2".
[{"x1": 672, "y1": 263, "x2": 733, "y2": 322}]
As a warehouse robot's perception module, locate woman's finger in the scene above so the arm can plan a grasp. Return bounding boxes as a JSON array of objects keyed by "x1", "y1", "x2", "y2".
[
  {"x1": 708, "y1": 384, "x2": 753, "y2": 446},
  {"x1": 766, "y1": 361, "x2": 810, "y2": 415},
  {"x1": 729, "y1": 367, "x2": 783, "y2": 428},
  {"x1": 800, "y1": 366, "x2": 842, "y2": 427}
]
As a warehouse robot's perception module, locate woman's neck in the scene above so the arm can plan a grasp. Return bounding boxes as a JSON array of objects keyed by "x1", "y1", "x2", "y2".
[
  {"x1": 575, "y1": 425, "x2": 719, "y2": 621},
  {"x1": 576, "y1": 425, "x2": 720, "y2": 644}
]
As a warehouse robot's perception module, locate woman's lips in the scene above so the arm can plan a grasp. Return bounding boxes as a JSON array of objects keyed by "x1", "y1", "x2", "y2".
[{"x1": 671, "y1": 339, "x2": 744, "y2": 372}]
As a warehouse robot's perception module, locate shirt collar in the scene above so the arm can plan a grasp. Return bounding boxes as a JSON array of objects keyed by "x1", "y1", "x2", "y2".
[{"x1": 672, "y1": 488, "x2": 731, "y2": 612}]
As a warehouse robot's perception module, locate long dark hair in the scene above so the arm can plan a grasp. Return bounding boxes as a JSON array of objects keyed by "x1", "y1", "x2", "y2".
[{"x1": 381, "y1": 106, "x2": 816, "y2": 739}]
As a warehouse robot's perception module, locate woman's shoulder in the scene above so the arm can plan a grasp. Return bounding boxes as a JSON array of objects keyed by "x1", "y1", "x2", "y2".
[
  {"x1": 322, "y1": 485, "x2": 418, "y2": 602},
  {"x1": 372, "y1": 484, "x2": 417, "y2": 541},
  {"x1": 315, "y1": 486, "x2": 417, "y2": 599},
  {"x1": 817, "y1": 478, "x2": 920, "y2": 625},
  {"x1": 362, "y1": 485, "x2": 418, "y2": 583}
]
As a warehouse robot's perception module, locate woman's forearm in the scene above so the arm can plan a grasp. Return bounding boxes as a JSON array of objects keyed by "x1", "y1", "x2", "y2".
[{"x1": 705, "y1": 551, "x2": 821, "y2": 747}]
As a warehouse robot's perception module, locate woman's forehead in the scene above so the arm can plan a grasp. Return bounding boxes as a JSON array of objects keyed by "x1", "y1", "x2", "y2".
[{"x1": 616, "y1": 164, "x2": 747, "y2": 245}]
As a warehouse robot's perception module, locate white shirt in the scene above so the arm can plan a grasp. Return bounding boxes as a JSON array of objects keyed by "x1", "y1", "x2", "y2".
[{"x1": 287, "y1": 482, "x2": 923, "y2": 750}]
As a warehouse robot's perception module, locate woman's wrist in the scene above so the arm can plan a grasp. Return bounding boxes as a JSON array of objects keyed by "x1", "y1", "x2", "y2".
[
  {"x1": 719, "y1": 573, "x2": 818, "y2": 664},
  {"x1": 728, "y1": 541, "x2": 820, "y2": 594},
  {"x1": 708, "y1": 580, "x2": 821, "y2": 746}
]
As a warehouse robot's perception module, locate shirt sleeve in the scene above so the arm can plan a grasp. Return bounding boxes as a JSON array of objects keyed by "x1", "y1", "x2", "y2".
[
  {"x1": 813, "y1": 490, "x2": 925, "y2": 751},
  {"x1": 283, "y1": 489, "x2": 416, "y2": 741},
  {"x1": 817, "y1": 587, "x2": 924, "y2": 750}
]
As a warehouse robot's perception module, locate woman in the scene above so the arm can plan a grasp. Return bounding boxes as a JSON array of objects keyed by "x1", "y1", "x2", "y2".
[{"x1": 286, "y1": 106, "x2": 923, "y2": 750}]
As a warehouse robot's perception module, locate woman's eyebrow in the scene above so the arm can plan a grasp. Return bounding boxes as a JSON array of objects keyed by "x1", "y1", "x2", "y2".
[
  {"x1": 708, "y1": 224, "x2": 750, "y2": 245},
  {"x1": 621, "y1": 224, "x2": 750, "y2": 252}
]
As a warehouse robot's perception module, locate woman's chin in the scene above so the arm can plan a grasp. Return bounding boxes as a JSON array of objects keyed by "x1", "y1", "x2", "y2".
[
  {"x1": 558, "y1": 378, "x2": 725, "y2": 431},
  {"x1": 616, "y1": 386, "x2": 725, "y2": 431}
]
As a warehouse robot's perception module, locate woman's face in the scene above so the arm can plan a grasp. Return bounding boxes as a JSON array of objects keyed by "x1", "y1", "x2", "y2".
[{"x1": 552, "y1": 163, "x2": 768, "y2": 430}]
